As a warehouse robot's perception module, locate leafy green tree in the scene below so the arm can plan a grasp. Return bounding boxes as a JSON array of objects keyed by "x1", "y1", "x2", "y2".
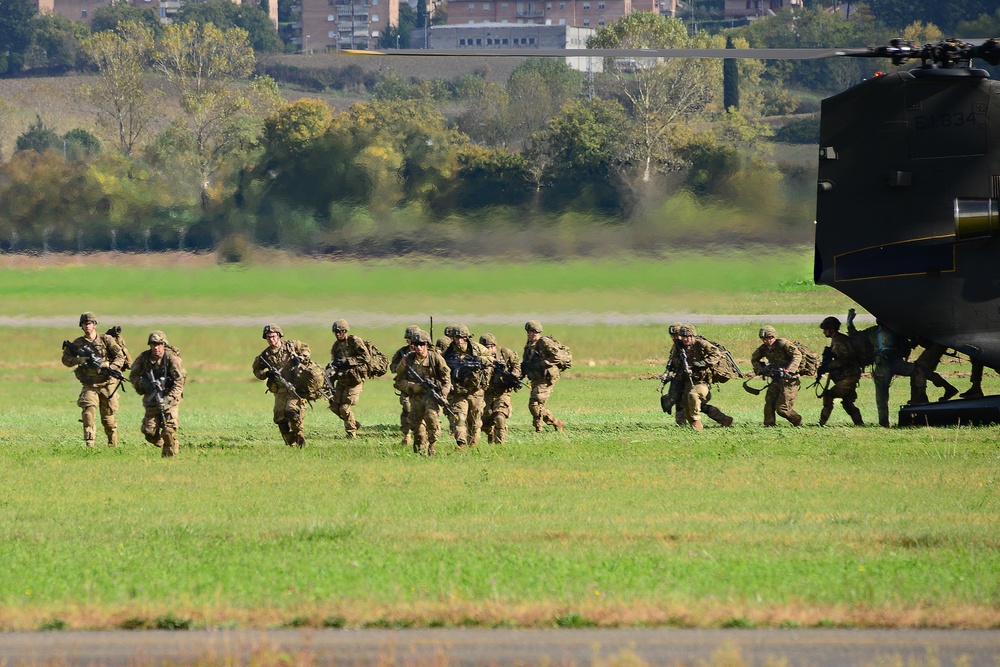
[
  {"x1": 154, "y1": 22, "x2": 281, "y2": 206},
  {"x1": 175, "y1": 0, "x2": 281, "y2": 52},
  {"x1": 63, "y1": 128, "x2": 101, "y2": 160},
  {"x1": 16, "y1": 115, "x2": 61, "y2": 153},
  {"x1": 80, "y1": 21, "x2": 160, "y2": 157},
  {"x1": 378, "y1": 3, "x2": 416, "y2": 48},
  {"x1": 25, "y1": 13, "x2": 90, "y2": 73},
  {"x1": 957, "y1": 9, "x2": 1000, "y2": 36},
  {"x1": 90, "y1": 3, "x2": 163, "y2": 37},
  {"x1": 866, "y1": 0, "x2": 992, "y2": 33},
  {"x1": 437, "y1": 144, "x2": 533, "y2": 211},
  {"x1": 589, "y1": 12, "x2": 720, "y2": 183},
  {"x1": 262, "y1": 98, "x2": 333, "y2": 161},
  {"x1": 504, "y1": 58, "x2": 584, "y2": 148},
  {"x1": 0, "y1": 0, "x2": 36, "y2": 74}
]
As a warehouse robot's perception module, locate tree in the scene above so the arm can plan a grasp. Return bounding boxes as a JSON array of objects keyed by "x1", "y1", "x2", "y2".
[
  {"x1": 16, "y1": 115, "x2": 61, "y2": 154},
  {"x1": 63, "y1": 128, "x2": 101, "y2": 161},
  {"x1": 24, "y1": 13, "x2": 90, "y2": 73},
  {"x1": 80, "y1": 21, "x2": 160, "y2": 157},
  {"x1": 154, "y1": 22, "x2": 281, "y2": 206},
  {"x1": 504, "y1": 58, "x2": 584, "y2": 148},
  {"x1": 0, "y1": 0, "x2": 37, "y2": 75},
  {"x1": 589, "y1": 12, "x2": 720, "y2": 183},
  {"x1": 90, "y1": 3, "x2": 163, "y2": 38},
  {"x1": 175, "y1": 0, "x2": 281, "y2": 52},
  {"x1": 378, "y1": 3, "x2": 416, "y2": 49}
]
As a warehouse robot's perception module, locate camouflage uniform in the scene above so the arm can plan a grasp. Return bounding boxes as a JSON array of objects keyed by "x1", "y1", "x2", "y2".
[
  {"x1": 750, "y1": 326, "x2": 803, "y2": 427},
  {"x1": 819, "y1": 317, "x2": 864, "y2": 426},
  {"x1": 443, "y1": 325, "x2": 494, "y2": 448},
  {"x1": 909, "y1": 342, "x2": 958, "y2": 405},
  {"x1": 394, "y1": 330, "x2": 451, "y2": 456},
  {"x1": 666, "y1": 324, "x2": 732, "y2": 427},
  {"x1": 521, "y1": 320, "x2": 566, "y2": 433},
  {"x1": 129, "y1": 331, "x2": 186, "y2": 458},
  {"x1": 479, "y1": 333, "x2": 521, "y2": 444},
  {"x1": 851, "y1": 322, "x2": 914, "y2": 427},
  {"x1": 253, "y1": 324, "x2": 311, "y2": 447},
  {"x1": 670, "y1": 325, "x2": 731, "y2": 431},
  {"x1": 390, "y1": 325, "x2": 421, "y2": 446},
  {"x1": 327, "y1": 320, "x2": 371, "y2": 439},
  {"x1": 61, "y1": 312, "x2": 127, "y2": 448}
]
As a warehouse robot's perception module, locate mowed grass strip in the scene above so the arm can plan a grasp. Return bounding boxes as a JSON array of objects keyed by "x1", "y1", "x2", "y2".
[{"x1": 0, "y1": 254, "x2": 997, "y2": 630}]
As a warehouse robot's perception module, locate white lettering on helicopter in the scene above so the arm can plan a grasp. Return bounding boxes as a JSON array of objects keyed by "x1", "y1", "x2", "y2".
[{"x1": 913, "y1": 112, "x2": 981, "y2": 130}]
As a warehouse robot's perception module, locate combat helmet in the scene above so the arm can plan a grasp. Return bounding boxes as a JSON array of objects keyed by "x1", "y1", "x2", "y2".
[
  {"x1": 454, "y1": 324, "x2": 471, "y2": 339},
  {"x1": 79, "y1": 312, "x2": 98, "y2": 327},
  {"x1": 404, "y1": 325, "x2": 420, "y2": 341},
  {"x1": 262, "y1": 323, "x2": 283, "y2": 339},
  {"x1": 410, "y1": 330, "x2": 431, "y2": 345},
  {"x1": 332, "y1": 319, "x2": 350, "y2": 333},
  {"x1": 668, "y1": 322, "x2": 683, "y2": 337},
  {"x1": 678, "y1": 324, "x2": 697, "y2": 337},
  {"x1": 147, "y1": 330, "x2": 169, "y2": 346},
  {"x1": 479, "y1": 333, "x2": 497, "y2": 346},
  {"x1": 820, "y1": 316, "x2": 842, "y2": 331},
  {"x1": 759, "y1": 325, "x2": 777, "y2": 339},
  {"x1": 525, "y1": 320, "x2": 543, "y2": 333}
]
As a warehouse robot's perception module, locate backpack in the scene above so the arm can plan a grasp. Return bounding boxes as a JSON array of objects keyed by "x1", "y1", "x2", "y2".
[
  {"x1": 361, "y1": 339, "x2": 389, "y2": 378},
  {"x1": 707, "y1": 340, "x2": 743, "y2": 384},
  {"x1": 792, "y1": 341, "x2": 820, "y2": 377},
  {"x1": 545, "y1": 336, "x2": 573, "y2": 371},
  {"x1": 293, "y1": 358, "x2": 328, "y2": 401},
  {"x1": 848, "y1": 329, "x2": 876, "y2": 368}
]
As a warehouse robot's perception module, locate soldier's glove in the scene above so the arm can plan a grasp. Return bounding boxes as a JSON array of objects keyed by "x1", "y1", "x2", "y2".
[{"x1": 847, "y1": 307, "x2": 856, "y2": 325}]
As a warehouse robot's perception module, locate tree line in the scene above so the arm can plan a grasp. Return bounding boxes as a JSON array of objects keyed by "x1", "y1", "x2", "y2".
[{"x1": 3, "y1": 6, "x2": 999, "y2": 256}]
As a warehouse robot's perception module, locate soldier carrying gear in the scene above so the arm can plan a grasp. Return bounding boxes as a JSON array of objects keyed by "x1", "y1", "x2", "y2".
[
  {"x1": 818, "y1": 316, "x2": 865, "y2": 426},
  {"x1": 750, "y1": 325, "x2": 803, "y2": 427},
  {"x1": 129, "y1": 330, "x2": 186, "y2": 458},
  {"x1": 253, "y1": 324, "x2": 312, "y2": 448},
  {"x1": 444, "y1": 323, "x2": 494, "y2": 448},
  {"x1": 61, "y1": 312, "x2": 127, "y2": 449},
  {"x1": 391, "y1": 325, "x2": 424, "y2": 447},
  {"x1": 522, "y1": 320, "x2": 567, "y2": 433},
  {"x1": 668, "y1": 324, "x2": 733, "y2": 431},
  {"x1": 394, "y1": 328, "x2": 452, "y2": 456},
  {"x1": 479, "y1": 332, "x2": 521, "y2": 444},
  {"x1": 327, "y1": 318, "x2": 372, "y2": 439}
]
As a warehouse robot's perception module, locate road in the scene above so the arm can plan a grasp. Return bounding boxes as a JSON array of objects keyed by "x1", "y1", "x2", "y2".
[{"x1": 1, "y1": 629, "x2": 998, "y2": 666}]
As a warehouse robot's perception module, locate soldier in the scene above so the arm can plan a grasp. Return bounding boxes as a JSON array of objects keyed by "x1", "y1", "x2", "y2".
[
  {"x1": 129, "y1": 331, "x2": 185, "y2": 458},
  {"x1": 909, "y1": 342, "x2": 958, "y2": 405},
  {"x1": 671, "y1": 324, "x2": 732, "y2": 431},
  {"x1": 664, "y1": 323, "x2": 733, "y2": 428},
  {"x1": 963, "y1": 359, "x2": 987, "y2": 399},
  {"x1": 390, "y1": 325, "x2": 421, "y2": 447},
  {"x1": 435, "y1": 326, "x2": 453, "y2": 356},
  {"x1": 849, "y1": 315, "x2": 914, "y2": 427},
  {"x1": 750, "y1": 325, "x2": 803, "y2": 427},
  {"x1": 252, "y1": 324, "x2": 311, "y2": 448},
  {"x1": 443, "y1": 324, "x2": 493, "y2": 448},
  {"x1": 61, "y1": 312, "x2": 127, "y2": 448},
  {"x1": 479, "y1": 333, "x2": 521, "y2": 444},
  {"x1": 817, "y1": 316, "x2": 864, "y2": 426},
  {"x1": 327, "y1": 319, "x2": 371, "y2": 439},
  {"x1": 394, "y1": 329, "x2": 451, "y2": 456},
  {"x1": 521, "y1": 320, "x2": 567, "y2": 433}
]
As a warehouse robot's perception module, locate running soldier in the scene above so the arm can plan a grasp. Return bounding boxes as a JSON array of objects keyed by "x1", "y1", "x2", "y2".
[
  {"x1": 394, "y1": 329, "x2": 452, "y2": 456},
  {"x1": 252, "y1": 324, "x2": 311, "y2": 448},
  {"x1": 129, "y1": 331, "x2": 186, "y2": 458},
  {"x1": 750, "y1": 325, "x2": 803, "y2": 427},
  {"x1": 817, "y1": 316, "x2": 864, "y2": 426},
  {"x1": 909, "y1": 342, "x2": 958, "y2": 405},
  {"x1": 327, "y1": 319, "x2": 371, "y2": 439},
  {"x1": 848, "y1": 313, "x2": 914, "y2": 427},
  {"x1": 671, "y1": 324, "x2": 733, "y2": 431},
  {"x1": 443, "y1": 324, "x2": 493, "y2": 448},
  {"x1": 60, "y1": 312, "x2": 127, "y2": 448},
  {"x1": 663, "y1": 323, "x2": 732, "y2": 427},
  {"x1": 390, "y1": 325, "x2": 421, "y2": 447},
  {"x1": 521, "y1": 321, "x2": 567, "y2": 433},
  {"x1": 479, "y1": 333, "x2": 521, "y2": 444}
]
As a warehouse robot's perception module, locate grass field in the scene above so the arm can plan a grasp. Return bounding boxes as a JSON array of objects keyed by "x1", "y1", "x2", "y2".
[{"x1": 0, "y1": 251, "x2": 997, "y2": 632}]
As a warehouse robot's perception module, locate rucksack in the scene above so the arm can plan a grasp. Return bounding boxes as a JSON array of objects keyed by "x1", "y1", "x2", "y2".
[
  {"x1": 293, "y1": 359, "x2": 327, "y2": 401},
  {"x1": 707, "y1": 340, "x2": 743, "y2": 384},
  {"x1": 792, "y1": 341, "x2": 820, "y2": 377},
  {"x1": 848, "y1": 329, "x2": 876, "y2": 368},
  {"x1": 545, "y1": 336, "x2": 573, "y2": 371},
  {"x1": 361, "y1": 339, "x2": 389, "y2": 378}
]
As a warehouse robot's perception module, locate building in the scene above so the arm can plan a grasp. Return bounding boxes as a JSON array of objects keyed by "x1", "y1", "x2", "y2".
[
  {"x1": 416, "y1": 23, "x2": 600, "y2": 70},
  {"x1": 722, "y1": 0, "x2": 802, "y2": 19},
  {"x1": 292, "y1": 0, "x2": 400, "y2": 51},
  {"x1": 36, "y1": 0, "x2": 278, "y2": 29},
  {"x1": 445, "y1": 0, "x2": 657, "y2": 29}
]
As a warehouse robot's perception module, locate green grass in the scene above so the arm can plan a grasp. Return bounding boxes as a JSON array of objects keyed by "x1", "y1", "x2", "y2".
[{"x1": 0, "y1": 252, "x2": 997, "y2": 631}]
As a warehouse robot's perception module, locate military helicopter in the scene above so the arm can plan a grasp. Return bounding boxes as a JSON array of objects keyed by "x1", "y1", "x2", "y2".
[{"x1": 355, "y1": 38, "x2": 1000, "y2": 424}]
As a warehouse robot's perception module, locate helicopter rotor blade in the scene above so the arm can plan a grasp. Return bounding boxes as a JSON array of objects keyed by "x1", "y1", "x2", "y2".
[{"x1": 343, "y1": 47, "x2": 869, "y2": 60}]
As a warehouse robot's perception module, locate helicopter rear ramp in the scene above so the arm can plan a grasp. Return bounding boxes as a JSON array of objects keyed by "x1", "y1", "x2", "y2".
[{"x1": 898, "y1": 396, "x2": 1000, "y2": 426}]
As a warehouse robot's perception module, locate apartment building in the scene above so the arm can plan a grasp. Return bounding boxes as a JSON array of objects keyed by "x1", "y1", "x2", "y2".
[
  {"x1": 445, "y1": 0, "x2": 656, "y2": 29},
  {"x1": 292, "y1": 0, "x2": 400, "y2": 51},
  {"x1": 722, "y1": 0, "x2": 802, "y2": 18}
]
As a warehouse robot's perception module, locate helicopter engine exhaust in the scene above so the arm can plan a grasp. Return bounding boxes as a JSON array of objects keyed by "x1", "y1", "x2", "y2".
[{"x1": 954, "y1": 198, "x2": 1000, "y2": 239}]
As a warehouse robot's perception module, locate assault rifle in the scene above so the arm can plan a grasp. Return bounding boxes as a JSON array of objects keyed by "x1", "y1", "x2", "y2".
[
  {"x1": 444, "y1": 351, "x2": 483, "y2": 386},
  {"x1": 146, "y1": 368, "x2": 169, "y2": 429},
  {"x1": 323, "y1": 356, "x2": 353, "y2": 397},
  {"x1": 492, "y1": 359, "x2": 524, "y2": 391},
  {"x1": 62, "y1": 339, "x2": 125, "y2": 381},
  {"x1": 812, "y1": 347, "x2": 835, "y2": 397},
  {"x1": 762, "y1": 363, "x2": 797, "y2": 380},
  {"x1": 406, "y1": 363, "x2": 456, "y2": 419},
  {"x1": 258, "y1": 354, "x2": 302, "y2": 401},
  {"x1": 658, "y1": 356, "x2": 680, "y2": 413}
]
